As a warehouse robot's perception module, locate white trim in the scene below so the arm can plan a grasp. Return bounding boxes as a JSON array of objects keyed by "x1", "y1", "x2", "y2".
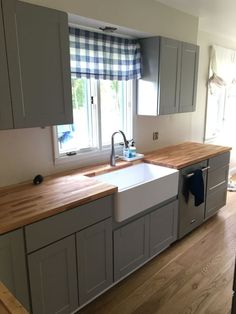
[{"x1": 53, "y1": 144, "x2": 123, "y2": 166}]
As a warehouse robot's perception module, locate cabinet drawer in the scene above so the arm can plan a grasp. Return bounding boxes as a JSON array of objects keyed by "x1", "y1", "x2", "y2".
[
  {"x1": 25, "y1": 195, "x2": 113, "y2": 253},
  {"x1": 207, "y1": 165, "x2": 229, "y2": 192},
  {"x1": 208, "y1": 152, "x2": 230, "y2": 171},
  {"x1": 205, "y1": 186, "x2": 227, "y2": 219}
]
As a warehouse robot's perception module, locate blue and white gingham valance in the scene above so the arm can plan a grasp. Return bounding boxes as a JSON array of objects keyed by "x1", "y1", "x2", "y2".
[{"x1": 69, "y1": 27, "x2": 141, "y2": 80}]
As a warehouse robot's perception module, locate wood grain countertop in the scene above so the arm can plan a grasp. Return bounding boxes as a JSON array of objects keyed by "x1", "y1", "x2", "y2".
[
  {"x1": 0, "y1": 142, "x2": 231, "y2": 235},
  {"x1": 144, "y1": 142, "x2": 231, "y2": 169},
  {"x1": 0, "y1": 282, "x2": 28, "y2": 314},
  {"x1": 0, "y1": 173, "x2": 118, "y2": 235}
]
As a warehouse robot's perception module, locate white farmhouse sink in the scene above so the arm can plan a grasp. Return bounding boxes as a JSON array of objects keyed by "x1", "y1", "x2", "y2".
[{"x1": 96, "y1": 163, "x2": 179, "y2": 222}]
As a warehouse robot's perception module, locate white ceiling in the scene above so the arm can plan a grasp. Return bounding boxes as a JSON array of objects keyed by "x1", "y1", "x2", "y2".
[{"x1": 156, "y1": 0, "x2": 236, "y2": 40}]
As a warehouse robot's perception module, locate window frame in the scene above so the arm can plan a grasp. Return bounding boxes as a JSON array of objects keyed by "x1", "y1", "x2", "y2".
[{"x1": 53, "y1": 79, "x2": 135, "y2": 165}]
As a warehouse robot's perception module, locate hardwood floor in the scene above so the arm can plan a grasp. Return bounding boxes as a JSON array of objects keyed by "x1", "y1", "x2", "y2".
[{"x1": 78, "y1": 192, "x2": 236, "y2": 314}]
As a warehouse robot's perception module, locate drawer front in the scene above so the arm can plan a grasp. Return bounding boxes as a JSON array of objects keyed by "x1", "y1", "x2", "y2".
[
  {"x1": 25, "y1": 195, "x2": 113, "y2": 253},
  {"x1": 207, "y1": 165, "x2": 229, "y2": 192},
  {"x1": 208, "y1": 152, "x2": 230, "y2": 171},
  {"x1": 205, "y1": 186, "x2": 227, "y2": 219}
]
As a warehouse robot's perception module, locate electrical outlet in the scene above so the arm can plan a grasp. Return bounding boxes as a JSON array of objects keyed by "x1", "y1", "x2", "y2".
[{"x1": 153, "y1": 131, "x2": 159, "y2": 141}]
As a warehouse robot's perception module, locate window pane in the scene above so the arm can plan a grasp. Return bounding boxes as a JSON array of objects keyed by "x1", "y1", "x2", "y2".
[
  {"x1": 100, "y1": 80, "x2": 130, "y2": 146},
  {"x1": 57, "y1": 78, "x2": 96, "y2": 154}
]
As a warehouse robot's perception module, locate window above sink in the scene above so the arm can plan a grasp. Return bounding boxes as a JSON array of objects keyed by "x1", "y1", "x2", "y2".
[{"x1": 53, "y1": 26, "x2": 141, "y2": 164}]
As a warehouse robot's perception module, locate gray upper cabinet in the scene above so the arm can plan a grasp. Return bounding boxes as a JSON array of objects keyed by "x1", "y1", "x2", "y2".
[
  {"x1": 76, "y1": 218, "x2": 113, "y2": 305},
  {"x1": 1, "y1": 0, "x2": 73, "y2": 129},
  {"x1": 28, "y1": 235, "x2": 78, "y2": 314},
  {"x1": 159, "y1": 37, "x2": 181, "y2": 115},
  {"x1": 0, "y1": 0, "x2": 13, "y2": 129},
  {"x1": 0, "y1": 229, "x2": 30, "y2": 311},
  {"x1": 137, "y1": 36, "x2": 199, "y2": 116},
  {"x1": 179, "y1": 43, "x2": 199, "y2": 113}
]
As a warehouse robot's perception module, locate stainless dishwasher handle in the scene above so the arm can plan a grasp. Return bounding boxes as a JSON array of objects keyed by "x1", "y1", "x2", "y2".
[{"x1": 185, "y1": 166, "x2": 210, "y2": 178}]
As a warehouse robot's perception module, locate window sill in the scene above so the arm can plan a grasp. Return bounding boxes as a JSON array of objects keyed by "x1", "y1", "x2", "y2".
[{"x1": 54, "y1": 146, "x2": 123, "y2": 167}]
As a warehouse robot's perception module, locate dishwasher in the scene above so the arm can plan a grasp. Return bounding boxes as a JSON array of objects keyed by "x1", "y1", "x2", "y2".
[{"x1": 178, "y1": 160, "x2": 208, "y2": 239}]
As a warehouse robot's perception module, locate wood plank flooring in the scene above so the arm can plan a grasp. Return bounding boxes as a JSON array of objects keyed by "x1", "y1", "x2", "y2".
[{"x1": 78, "y1": 191, "x2": 236, "y2": 314}]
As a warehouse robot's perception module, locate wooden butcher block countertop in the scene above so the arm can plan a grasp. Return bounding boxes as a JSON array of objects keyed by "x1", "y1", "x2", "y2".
[
  {"x1": 0, "y1": 282, "x2": 28, "y2": 314},
  {"x1": 144, "y1": 142, "x2": 231, "y2": 169},
  {"x1": 0, "y1": 173, "x2": 118, "y2": 235},
  {"x1": 0, "y1": 142, "x2": 231, "y2": 235}
]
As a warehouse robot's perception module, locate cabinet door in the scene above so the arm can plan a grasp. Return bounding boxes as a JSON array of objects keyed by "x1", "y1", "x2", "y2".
[
  {"x1": 77, "y1": 218, "x2": 113, "y2": 305},
  {"x1": 137, "y1": 37, "x2": 159, "y2": 116},
  {"x1": 178, "y1": 160, "x2": 208, "y2": 239},
  {"x1": 179, "y1": 43, "x2": 199, "y2": 113},
  {"x1": 159, "y1": 37, "x2": 181, "y2": 115},
  {"x1": 150, "y1": 200, "x2": 178, "y2": 257},
  {"x1": 28, "y1": 235, "x2": 78, "y2": 314},
  {"x1": 0, "y1": 229, "x2": 30, "y2": 311},
  {"x1": 0, "y1": 1, "x2": 13, "y2": 129},
  {"x1": 114, "y1": 216, "x2": 149, "y2": 281},
  {"x1": 2, "y1": 0, "x2": 73, "y2": 128}
]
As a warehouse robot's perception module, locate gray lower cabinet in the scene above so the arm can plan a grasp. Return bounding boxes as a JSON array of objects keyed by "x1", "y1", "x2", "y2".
[
  {"x1": 178, "y1": 160, "x2": 208, "y2": 239},
  {"x1": 0, "y1": 229, "x2": 30, "y2": 311},
  {"x1": 114, "y1": 215, "x2": 149, "y2": 281},
  {"x1": 25, "y1": 195, "x2": 113, "y2": 313},
  {"x1": 28, "y1": 235, "x2": 78, "y2": 314},
  {"x1": 0, "y1": 0, "x2": 13, "y2": 129},
  {"x1": 114, "y1": 199, "x2": 178, "y2": 281},
  {"x1": 205, "y1": 152, "x2": 230, "y2": 219},
  {"x1": 1, "y1": 0, "x2": 72, "y2": 129},
  {"x1": 150, "y1": 200, "x2": 178, "y2": 257},
  {"x1": 137, "y1": 36, "x2": 199, "y2": 116},
  {"x1": 77, "y1": 218, "x2": 113, "y2": 305}
]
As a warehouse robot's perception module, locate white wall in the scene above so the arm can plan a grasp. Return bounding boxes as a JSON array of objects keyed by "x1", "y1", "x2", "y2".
[{"x1": 0, "y1": 0, "x2": 200, "y2": 187}]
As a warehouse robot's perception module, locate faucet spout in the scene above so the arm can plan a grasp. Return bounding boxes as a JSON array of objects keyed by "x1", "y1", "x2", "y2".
[{"x1": 110, "y1": 130, "x2": 128, "y2": 166}]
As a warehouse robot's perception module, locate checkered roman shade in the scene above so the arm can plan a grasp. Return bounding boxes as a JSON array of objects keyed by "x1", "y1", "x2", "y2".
[{"x1": 69, "y1": 27, "x2": 141, "y2": 80}]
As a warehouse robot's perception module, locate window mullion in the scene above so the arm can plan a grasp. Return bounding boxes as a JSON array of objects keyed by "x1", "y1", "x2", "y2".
[{"x1": 97, "y1": 80, "x2": 103, "y2": 150}]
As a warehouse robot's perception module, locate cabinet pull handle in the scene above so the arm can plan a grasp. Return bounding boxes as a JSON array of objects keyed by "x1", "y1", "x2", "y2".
[
  {"x1": 191, "y1": 218, "x2": 196, "y2": 224},
  {"x1": 202, "y1": 166, "x2": 210, "y2": 172},
  {"x1": 209, "y1": 180, "x2": 226, "y2": 191},
  {"x1": 185, "y1": 166, "x2": 210, "y2": 178}
]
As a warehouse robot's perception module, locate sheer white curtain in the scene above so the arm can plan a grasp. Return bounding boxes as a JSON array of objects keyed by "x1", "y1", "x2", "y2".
[
  {"x1": 209, "y1": 45, "x2": 236, "y2": 88},
  {"x1": 205, "y1": 45, "x2": 236, "y2": 174}
]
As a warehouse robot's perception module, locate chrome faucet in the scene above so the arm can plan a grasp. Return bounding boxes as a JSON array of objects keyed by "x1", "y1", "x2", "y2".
[{"x1": 110, "y1": 130, "x2": 129, "y2": 166}]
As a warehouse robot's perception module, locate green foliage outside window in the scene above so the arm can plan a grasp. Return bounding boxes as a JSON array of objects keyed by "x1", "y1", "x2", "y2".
[{"x1": 71, "y1": 78, "x2": 85, "y2": 109}]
